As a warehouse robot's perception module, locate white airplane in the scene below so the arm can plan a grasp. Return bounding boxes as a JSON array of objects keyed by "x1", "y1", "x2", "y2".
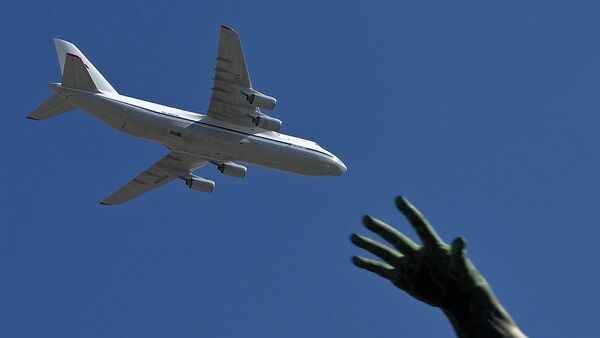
[{"x1": 28, "y1": 25, "x2": 347, "y2": 205}]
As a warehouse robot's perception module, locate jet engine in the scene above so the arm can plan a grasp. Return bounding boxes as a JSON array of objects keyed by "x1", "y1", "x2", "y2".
[
  {"x1": 245, "y1": 92, "x2": 277, "y2": 110},
  {"x1": 185, "y1": 177, "x2": 215, "y2": 192},
  {"x1": 217, "y1": 162, "x2": 247, "y2": 178},
  {"x1": 252, "y1": 115, "x2": 282, "y2": 132}
]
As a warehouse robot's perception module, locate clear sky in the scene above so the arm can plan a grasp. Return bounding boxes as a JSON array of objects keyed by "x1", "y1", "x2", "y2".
[{"x1": 2, "y1": 1, "x2": 600, "y2": 337}]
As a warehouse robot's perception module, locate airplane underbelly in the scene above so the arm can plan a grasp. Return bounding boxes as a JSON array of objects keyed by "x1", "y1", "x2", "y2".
[
  {"x1": 161, "y1": 122, "x2": 326, "y2": 176},
  {"x1": 183, "y1": 124, "x2": 245, "y2": 160},
  {"x1": 120, "y1": 110, "x2": 168, "y2": 142},
  {"x1": 66, "y1": 93, "x2": 168, "y2": 142},
  {"x1": 66, "y1": 93, "x2": 128, "y2": 130},
  {"x1": 241, "y1": 140, "x2": 322, "y2": 175}
]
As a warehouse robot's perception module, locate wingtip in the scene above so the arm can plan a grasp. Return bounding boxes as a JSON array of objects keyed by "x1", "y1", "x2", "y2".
[
  {"x1": 99, "y1": 201, "x2": 112, "y2": 206},
  {"x1": 26, "y1": 116, "x2": 39, "y2": 121},
  {"x1": 221, "y1": 24, "x2": 235, "y2": 31}
]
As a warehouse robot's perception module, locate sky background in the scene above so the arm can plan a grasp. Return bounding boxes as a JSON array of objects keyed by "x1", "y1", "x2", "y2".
[{"x1": 2, "y1": 0, "x2": 600, "y2": 337}]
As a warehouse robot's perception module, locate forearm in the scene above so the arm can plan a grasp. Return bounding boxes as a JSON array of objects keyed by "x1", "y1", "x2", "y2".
[{"x1": 442, "y1": 285, "x2": 527, "y2": 338}]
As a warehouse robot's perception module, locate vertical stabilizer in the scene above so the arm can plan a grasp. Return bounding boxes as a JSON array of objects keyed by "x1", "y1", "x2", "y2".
[
  {"x1": 61, "y1": 53, "x2": 100, "y2": 93},
  {"x1": 53, "y1": 39, "x2": 117, "y2": 94}
]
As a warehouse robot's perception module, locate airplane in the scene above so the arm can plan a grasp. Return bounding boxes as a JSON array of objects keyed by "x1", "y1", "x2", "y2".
[{"x1": 28, "y1": 25, "x2": 347, "y2": 205}]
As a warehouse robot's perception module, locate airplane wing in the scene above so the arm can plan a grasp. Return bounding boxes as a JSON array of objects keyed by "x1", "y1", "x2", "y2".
[
  {"x1": 101, "y1": 151, "x2": 209, "y2": 205},
  {"x1": 208, "y1": 26, "x2": 279, "y2": 128}
]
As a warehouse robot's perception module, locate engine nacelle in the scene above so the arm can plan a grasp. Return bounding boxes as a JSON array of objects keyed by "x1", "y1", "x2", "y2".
[
  {"x1": 217, "y1": 162, "x2": 247, "y2": 178},
  {"x1": 246, "y1": 92, "x2": 277, "y2": 110},
  {"x1": 252, "y1": 115, "x2": 282, "y2": 132},
  {"x1": 185, "y1": 177, "x2": 215, "y2": 193}
]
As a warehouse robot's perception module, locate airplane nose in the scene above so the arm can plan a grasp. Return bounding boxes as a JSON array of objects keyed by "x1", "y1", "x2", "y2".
[
  {"x1": 332, "y1": 159, "x2": 347, "y2": 176},
  {"x1": 338, "y1": 161, "x2": 347, "y2": 175}
]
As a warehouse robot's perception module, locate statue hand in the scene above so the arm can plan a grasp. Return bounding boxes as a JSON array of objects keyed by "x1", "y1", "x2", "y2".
[
  {"x1": 351, "y1": 196, "x2": 483, "y2": 308},
  {"x1": 351, "y1": 197, "x2": 527, "y2": 338}
]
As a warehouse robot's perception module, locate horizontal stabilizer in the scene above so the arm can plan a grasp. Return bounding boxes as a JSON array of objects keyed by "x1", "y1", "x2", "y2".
[{"x1": 27, "y1": 94, "x2": 75, "y2": 120}]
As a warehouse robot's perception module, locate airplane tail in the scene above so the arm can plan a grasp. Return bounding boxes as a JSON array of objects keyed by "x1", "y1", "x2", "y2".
[
  {"x1": 53, "y1": 39, "x2": 117, "y2": 94},
  {"x1": 27, "y1": 39, "x2": 118, "y2": 120}
]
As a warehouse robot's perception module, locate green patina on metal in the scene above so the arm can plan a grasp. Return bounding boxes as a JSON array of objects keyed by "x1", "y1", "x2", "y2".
[{"x1": 351, "y1": 196, "x2": 527, "y2": 338}]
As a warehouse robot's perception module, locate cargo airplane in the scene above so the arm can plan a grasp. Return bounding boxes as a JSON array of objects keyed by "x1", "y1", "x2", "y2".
[{"x1": 28, "y1": 26, "x2": 346, "y2": 205}]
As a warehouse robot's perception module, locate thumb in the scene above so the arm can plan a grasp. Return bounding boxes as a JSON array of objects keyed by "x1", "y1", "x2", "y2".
[{"x1": 451, "y1": 237, "x2": 467, "y2": 264}]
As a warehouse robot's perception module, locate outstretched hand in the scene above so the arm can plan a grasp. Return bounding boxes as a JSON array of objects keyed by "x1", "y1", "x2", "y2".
[
  {"x1": 351, "y1": 196, "x2": 526, "y2": 338},
  {"x1": 351, "y1": 196, "x2": 484, "y2": 308}
]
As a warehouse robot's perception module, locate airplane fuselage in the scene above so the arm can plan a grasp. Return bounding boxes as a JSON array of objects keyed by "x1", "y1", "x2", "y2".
[{"x1": 51, "y1": 84, "x2": 347, "y2": 176}]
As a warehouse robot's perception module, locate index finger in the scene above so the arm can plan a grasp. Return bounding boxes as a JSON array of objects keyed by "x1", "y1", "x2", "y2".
[
  {"x1": 362, "y1": 215, "x2": 419, "y2": 256},
  {"x1": 395, "y1": 196, "x2": 443, "y2": 248}
]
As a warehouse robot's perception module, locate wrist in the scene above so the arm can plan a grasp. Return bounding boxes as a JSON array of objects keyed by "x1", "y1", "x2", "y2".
[{"x1": 442, "y1": 284, "x2": 526, "y2": 338}]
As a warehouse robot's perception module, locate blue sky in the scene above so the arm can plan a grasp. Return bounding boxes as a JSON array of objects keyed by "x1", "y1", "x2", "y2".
[{"x1": 2, "y1": 0, "x2": 600, "y2": 337}]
